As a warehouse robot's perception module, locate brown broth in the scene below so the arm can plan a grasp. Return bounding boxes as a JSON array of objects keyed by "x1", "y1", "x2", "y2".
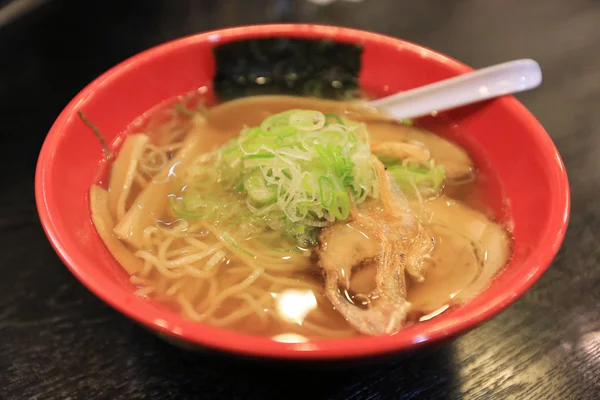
[{"x1": 97, "y1": 94, "x2": 511, "y2": 340}]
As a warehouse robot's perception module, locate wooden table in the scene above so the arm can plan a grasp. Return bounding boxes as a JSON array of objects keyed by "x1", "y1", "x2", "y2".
[{"x1": 1, "y1": 0, "x2": 598, "y2": 398}]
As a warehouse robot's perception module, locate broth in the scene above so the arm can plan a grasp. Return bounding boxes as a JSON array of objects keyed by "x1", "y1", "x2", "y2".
[{"x1": 89, "y1": 94, "x2": 512, "y2": 341}]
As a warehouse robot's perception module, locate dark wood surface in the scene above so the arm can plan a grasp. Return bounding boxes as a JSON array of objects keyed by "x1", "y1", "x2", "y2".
[{"x1": 1, "y1": 0, "x2": 599, "y2": 398}]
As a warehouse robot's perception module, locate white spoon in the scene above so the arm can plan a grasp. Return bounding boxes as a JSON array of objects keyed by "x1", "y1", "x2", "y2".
[{"x1": 367, "y1": 59, "x2": 542, "y2": 120}]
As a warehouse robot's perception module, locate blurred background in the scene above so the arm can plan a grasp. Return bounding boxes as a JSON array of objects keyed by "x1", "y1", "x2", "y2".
[{"x1": 1, "y1": 0, "x2": 599, "y2": 399}]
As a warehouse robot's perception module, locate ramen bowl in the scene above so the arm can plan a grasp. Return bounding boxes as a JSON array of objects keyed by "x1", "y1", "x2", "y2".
[{"x1": 35, "y1": 24, "x2": 569, "y2": 360}]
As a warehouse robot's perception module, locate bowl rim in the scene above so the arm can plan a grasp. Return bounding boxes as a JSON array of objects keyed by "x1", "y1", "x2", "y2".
[{"x1": 35, "y1": 23, "x2": 570, "y2": 360}]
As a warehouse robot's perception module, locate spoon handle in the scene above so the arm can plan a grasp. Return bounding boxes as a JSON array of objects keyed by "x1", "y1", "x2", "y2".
[{"x1": 368, "y1": 59, "x2": 542, "y2": 120}]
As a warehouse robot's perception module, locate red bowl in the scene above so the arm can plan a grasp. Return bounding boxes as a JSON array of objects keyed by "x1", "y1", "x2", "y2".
[{"x1": 35, "y1": 24, "x2": 570, "y2": 360}]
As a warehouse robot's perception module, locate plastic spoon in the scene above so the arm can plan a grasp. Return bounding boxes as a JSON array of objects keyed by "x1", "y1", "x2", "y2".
[{"x1": 367, "y1": 59, "x2": 542, "y2": 120}]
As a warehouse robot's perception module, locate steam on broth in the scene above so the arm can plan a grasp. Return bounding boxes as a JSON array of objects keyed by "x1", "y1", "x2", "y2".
[{"x1": 88, "y1": 94, "x2": 511, "y2": 340}]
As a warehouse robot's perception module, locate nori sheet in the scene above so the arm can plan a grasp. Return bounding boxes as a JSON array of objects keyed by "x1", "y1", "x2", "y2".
[{"x1": 212, "y1": 37, "x2": 363, "y2": 101}]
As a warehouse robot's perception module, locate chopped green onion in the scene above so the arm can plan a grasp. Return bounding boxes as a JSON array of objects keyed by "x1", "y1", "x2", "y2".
[
  {"x1": 289, "y1": 110, "x2": 326, "y2": 131},
  {"x1": 324, "y1": 113, "x2": 344, "y2": 125},
  {"x1": 245, "y1": 169, "x2": 277, "y2": 204},
  {"x1": 319, "y1": 176, "x2": 335, "y2": 207},
  {"x1": 260, "y1": 110, "x2": 298, "y2": 137},
  {"x1": 169, "y1": 193, "x2": 218, "y2": 219},
  {"x1": 173, "y1": 108, "x2": 378, "y2": 245},
  {"x1": 332, "y1": 190, "x2": 351, "y2": 220},
  {"x1": 221, "y1": 215, "x2": 256, "y2": 257},
  {"x1": 246, "y1": 153, "x2": 275, "y2": 159},
  {"x1": 388, "y1": 164, "x2": 446, "y2": 197},
  {"x1": 222, "y1": 232, "x2": 255, "y2": 258}
]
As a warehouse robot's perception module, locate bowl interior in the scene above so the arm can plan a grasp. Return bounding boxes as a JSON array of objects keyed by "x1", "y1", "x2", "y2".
[{"x1": 35, "y1": 25, "x2": 569, "y2": 359}]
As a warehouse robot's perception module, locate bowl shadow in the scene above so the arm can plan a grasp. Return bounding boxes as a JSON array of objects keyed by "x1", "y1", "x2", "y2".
[{"x1": 128, "y1": 325, "x2": 459, "y2": 400}]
